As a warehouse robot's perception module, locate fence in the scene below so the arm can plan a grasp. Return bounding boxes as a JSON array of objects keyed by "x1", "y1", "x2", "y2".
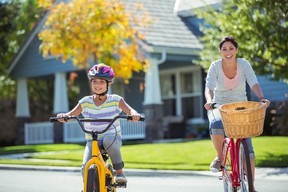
[
  {"x1": 24, "y1": 122, "x2": 54, "y2": 144},
  {"x1": 25, "y1": 120, "x2": 145, "y2": 145}
]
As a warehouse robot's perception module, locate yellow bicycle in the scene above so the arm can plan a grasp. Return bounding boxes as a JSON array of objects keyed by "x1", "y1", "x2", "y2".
[{"x1": 50, "y1": 115, "x2": 145, "y2": 192}]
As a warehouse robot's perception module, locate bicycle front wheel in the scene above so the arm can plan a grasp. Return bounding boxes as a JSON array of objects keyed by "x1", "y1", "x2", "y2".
[
  {"x1": 222, "y1": 139, "x2": 235, "y2": 192},
  {"x1": 238, "y1": 140, "x2": 253, "y2": 192},
  {"x1": 87, "y1": 165, "x2": 100, "y2": 192},
  {"x1": 106, "y1": 164, "x2": 115, "y2": 192}
]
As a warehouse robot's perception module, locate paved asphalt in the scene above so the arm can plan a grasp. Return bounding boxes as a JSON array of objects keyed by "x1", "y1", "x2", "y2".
[
  {"x1": 0, "y1": 164, "x2": 287, "y2": 181},
  {"x1": 0, "y1": 164, "x2": 287, "y2": 192}
]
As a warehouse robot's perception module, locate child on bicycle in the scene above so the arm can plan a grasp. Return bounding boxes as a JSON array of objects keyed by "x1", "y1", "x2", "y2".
[{"x1": 57, "y1": 63, "x2": 141, "y2": 184}]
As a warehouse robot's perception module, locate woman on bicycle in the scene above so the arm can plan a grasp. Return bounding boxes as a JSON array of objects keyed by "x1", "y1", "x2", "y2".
[
  {"x1": 204, "y1": 36, "x2": 270, "y2": 188},
  {"x1": 57, "y1": 63, "x2": 140, "y2": 184}
]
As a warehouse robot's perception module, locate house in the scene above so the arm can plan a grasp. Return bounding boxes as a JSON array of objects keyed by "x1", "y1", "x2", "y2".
[{"x1": 7, "y1": 0, "x2": 288, "y2": 145}]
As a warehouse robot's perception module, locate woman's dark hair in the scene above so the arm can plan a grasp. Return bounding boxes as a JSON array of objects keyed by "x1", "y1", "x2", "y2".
[{"x1": 219, "y1": 36, "x2": 238, "y2": 50}]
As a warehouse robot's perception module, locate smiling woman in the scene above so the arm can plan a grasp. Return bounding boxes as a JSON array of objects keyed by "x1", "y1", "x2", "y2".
[{"x1": 203, "y1": 36, "x2": 271, "y2": 191}]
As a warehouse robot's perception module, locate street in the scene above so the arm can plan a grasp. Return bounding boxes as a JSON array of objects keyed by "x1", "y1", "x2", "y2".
[{"x1": 0, "y1": 168, "x2": 287, "y2": 192}]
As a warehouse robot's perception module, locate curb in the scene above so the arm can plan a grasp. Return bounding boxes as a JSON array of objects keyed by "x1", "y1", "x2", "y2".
[
  {"x1": 0, "y1": 164, "x2": 219, "y2": 177},
  {"x1": 0, "y1": 164, "x2": 220, "y2": 177},
  {"x1": 1, "y1": 164, "x2": 287, "y2": 180},
  {"x1": 0, "y1": 164, "x2": 80, "y2": 172}
]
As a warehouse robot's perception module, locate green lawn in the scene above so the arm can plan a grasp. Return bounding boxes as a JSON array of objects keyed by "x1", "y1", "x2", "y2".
[{"x1": 0, "y1": 136, "x2": 287, "y2": 170}]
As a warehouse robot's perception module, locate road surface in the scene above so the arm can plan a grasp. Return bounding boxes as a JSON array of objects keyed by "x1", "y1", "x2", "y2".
[{"x1": 0, "y1": 167, "x2": 287, "y2": 192}]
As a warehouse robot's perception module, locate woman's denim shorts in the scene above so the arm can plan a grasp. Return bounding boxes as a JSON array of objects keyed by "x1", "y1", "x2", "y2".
[{"x1": 207, "y1": 109, "x2": 255, "y2": 159}]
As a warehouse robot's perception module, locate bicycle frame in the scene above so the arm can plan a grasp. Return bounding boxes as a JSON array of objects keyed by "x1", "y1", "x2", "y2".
[
  {"x1": 222, "y1": 137, "x2": 253, "y2": 192},
  {"x1": 83, "y1": 137, "x2": 114, "y2": 192},
  {"x1": 222, "y1": 138, "x2": 244, "y2": 188}
]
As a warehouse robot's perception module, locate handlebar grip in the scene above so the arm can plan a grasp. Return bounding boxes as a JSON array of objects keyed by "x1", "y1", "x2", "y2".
[
  {"x1": 210, "y1": 103, "x2": 217, "y2": 109},
  {"x1": 49, "y1": 117, "x2": 59, "y2": 122},
  {"x1": 127, "y1": 116, "x2": 145, "y2": 121},
  {"x1": 139, "y1": 117, "x2": 145, "y2": 121},
  {"x1": 49, "y1": 116, "x2": 70, "y2": 122}
]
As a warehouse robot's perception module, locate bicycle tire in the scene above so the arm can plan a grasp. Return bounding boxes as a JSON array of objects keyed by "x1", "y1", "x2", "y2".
[
  {"x1": 239, "y1": 140, "x2": 253, "y2": 192},
  {"x1": 222, "y1": 139, "x2": 235, "y2": 192},
  {"x1": 87, "y1": 165, "x2": 100, "y2": 192}
]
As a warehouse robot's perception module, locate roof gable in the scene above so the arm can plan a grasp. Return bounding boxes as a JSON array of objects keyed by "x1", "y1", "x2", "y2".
[{"x1": 10, "y1": 37, "x2": 76, "y2": 78}]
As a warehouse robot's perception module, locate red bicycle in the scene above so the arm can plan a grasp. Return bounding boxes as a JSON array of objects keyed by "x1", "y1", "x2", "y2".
[{"x1": 211, "y1": 101, "x2": 267, "y2": 192}]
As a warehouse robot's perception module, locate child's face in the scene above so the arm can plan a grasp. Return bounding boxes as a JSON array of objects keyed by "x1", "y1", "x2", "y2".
[{"x1": 91, "y1": 78, "x2": 108, "y2": 94}]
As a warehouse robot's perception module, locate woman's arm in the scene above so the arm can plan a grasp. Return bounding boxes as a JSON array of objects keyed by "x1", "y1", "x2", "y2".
[
  {"x1": 251, "y1": 84, "x2": 264, "y2": 100},
  {"x1": 204, "y1": 61, "x2": 217, "y2": 110},
  {"x1": 204, "y1": 87, "x2": 214, "y2": 110},
  {"x1": 251, "y1": 84, "x2": 270, "y2": 106}
]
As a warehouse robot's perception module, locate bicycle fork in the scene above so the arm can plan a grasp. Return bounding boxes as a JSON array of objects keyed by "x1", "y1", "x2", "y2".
[
  {"x1": 221, "y1": 139, "x2": 241, "y2": 189},
  {"x1": 83, "y1": 140, "x2": 114, "y2": 192}
]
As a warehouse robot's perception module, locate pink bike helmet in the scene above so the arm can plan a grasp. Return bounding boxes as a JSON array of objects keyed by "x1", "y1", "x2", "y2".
[{"x1": 87, "y1": 63, "x2": 115, "y2": 82}]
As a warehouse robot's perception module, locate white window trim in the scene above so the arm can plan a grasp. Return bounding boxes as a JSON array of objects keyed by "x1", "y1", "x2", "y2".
[{"x1": 159, "y1": 65, "x2": 205, "y2": 122}]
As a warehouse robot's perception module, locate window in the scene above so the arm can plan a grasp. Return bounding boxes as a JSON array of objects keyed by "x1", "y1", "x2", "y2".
[
  {"x1": 160, "y1": 74, "x2": 175, "y2": 97},
  {"x1": 160, "y1": 67, "x2": 203, "y2": 120},
  {"x1": 181, "y1": 71, "x2": 201, "y2": 94},
  {"x1": 160, "y1": 74, "x2": 176, "y2": 116}
]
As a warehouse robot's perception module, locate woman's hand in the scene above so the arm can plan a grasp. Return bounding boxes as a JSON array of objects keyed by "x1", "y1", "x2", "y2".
[
  {"x1": 204, "y1": 102, "x2": 214, "y2": 111},
  {"x1": 260, "y1": 98, "x2": 270, "y2": 107}
]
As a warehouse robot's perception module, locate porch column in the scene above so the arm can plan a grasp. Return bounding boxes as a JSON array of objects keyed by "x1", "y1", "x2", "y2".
[
  {"x1": 16, "y1": 78, "x2": 30, "y2": 117},
  {"x1": 15, "y1": 78, "x2": 30, "y2": 145},
  {"x1": 53, "y1": 72, "x2": 69, "y2": 114},
  {"x1": 143, "y1": 54, "x2": 165, "y2": 141},
  {"x1": 144, "y1": 59, "x2": 162, "y2": 105},
  {"x1": 53, "y1": 72, "x2": 69, "y2": 143}
]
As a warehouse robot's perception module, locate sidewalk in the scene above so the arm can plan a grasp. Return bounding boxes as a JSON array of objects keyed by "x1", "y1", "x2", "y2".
[{"x1": 0, "y1": 164, "x2": 287, "y2": 180}]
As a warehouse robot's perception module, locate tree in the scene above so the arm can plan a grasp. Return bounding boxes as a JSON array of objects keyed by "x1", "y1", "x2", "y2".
[
  {"x1": 0, "y1": 1, "x2": 19, "y2": 69},
  {"x1": 38, "y1": 0, "x2": 150, "y2": 82},
  {"x1": 0, "y1": 0, "x2": 41, "y2": 99},
  {"x1": 194, "y1": 0, "x2": 288, "y2": 82}
]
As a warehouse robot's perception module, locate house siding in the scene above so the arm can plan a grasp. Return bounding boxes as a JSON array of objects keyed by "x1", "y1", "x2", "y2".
[
  {"x1": 10, "y1": 37, "x2": 78, "y2": 78},
  {"x1": 124, "y1": 74, "x2": 145, "y2": 113},
  {"x1": 251, "y1": 76, "x2": 288, "y2": 102}
]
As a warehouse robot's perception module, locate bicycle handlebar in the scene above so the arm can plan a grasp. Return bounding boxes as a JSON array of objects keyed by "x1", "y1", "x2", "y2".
[
  {"x1": 49, "y1": 115, "x2": 145, "y2": 134},
  {"x1": 210, "y1": 100, "x2": 267, "y2": 110},
  {"x1": 210, "y1": 103, "x2": 219, "y2": 109}
]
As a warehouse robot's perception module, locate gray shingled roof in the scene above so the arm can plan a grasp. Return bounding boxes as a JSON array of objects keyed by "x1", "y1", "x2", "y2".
[
  {"x1": 123, "y1": 0, "x2": 202, "y2": 50},
  {"x1": 176, "y1": 0, "x2": 222, "y2": 17},
  {"x1": 176, "y1": 0, "x2": 222, "y2": 12}
]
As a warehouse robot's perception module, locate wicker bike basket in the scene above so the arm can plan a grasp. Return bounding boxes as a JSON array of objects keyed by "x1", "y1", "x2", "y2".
[{"x1": 219, "y1": 101, "x2": 267, "y2": 138}]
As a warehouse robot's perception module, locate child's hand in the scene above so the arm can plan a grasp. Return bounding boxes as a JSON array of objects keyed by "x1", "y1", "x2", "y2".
[
  {"x1": 56, "y1": 113, "x2": 69, "y2": 122},
  {"x1": 129, "y1": 110, "x2": 141, "y2": 121}
]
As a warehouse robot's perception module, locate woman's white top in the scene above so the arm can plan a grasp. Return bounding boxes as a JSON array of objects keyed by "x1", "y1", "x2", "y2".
[{"x1": 205, "y1": 58, "x2": 258, "y2": 105}]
